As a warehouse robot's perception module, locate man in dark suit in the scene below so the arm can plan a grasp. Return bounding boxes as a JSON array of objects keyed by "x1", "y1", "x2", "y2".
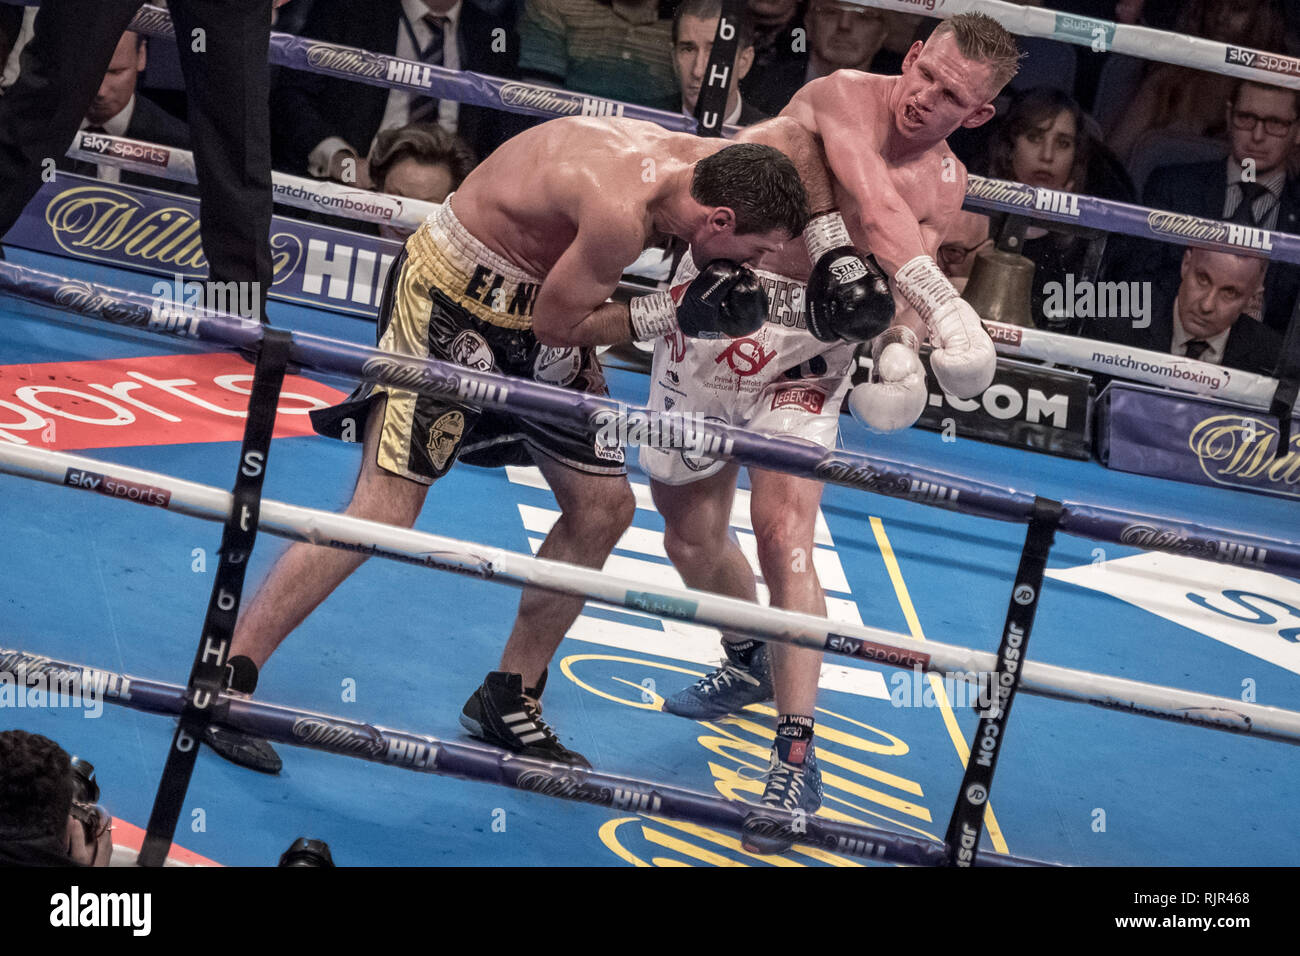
[
  {"x1": 64, "y1": 32, "x2": 191, "y2": 188},
  {"x1": 672, "y1": 0, "x2": 768, "y2": 128},
  {"x1": 0, "y1": 0, "x2": 279, "y2": 321},
  {"x1": 1123, "y1": 79, "x2": 1300, "y2": 335},
  {"x1": 1089, "y1": 246, "x2": 1280, "y2": 377},
  {"x1": 271, "y1": 0, "x2": 520, "y2": 186},
  {"x1": 738, "y1": 0, "x2": 807, "y2": 117}
]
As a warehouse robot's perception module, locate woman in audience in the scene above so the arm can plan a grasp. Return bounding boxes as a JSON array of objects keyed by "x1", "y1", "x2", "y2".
[{"x1": 984, "y1": 88, "x2": 1133, "y2": 333}]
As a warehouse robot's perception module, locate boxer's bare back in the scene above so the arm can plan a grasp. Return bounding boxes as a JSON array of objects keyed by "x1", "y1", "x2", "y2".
[{"x1": 450, "y1": 117, "x2": 788, "y2": 345}]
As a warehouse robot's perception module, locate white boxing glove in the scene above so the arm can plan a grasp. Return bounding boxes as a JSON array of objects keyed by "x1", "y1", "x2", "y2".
[
  {"x1": 894, "y1": 255, "x2": 996, "y2": 398},
  {"x1": 848, "y1": 326, "x2": 927, "y2": 432}
]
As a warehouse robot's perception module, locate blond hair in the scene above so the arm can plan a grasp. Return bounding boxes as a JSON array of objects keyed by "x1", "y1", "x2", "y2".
[{"x1": 930, "y1": 13, "x2": 1022, "y2": 92}]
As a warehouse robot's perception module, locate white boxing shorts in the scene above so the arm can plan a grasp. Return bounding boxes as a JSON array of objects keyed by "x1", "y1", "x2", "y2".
[{"x1": 640, "y1": 256, "x2": 858, "y2": 485}]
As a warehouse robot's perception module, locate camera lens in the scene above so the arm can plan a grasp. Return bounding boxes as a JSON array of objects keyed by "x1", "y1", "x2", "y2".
[{"x1": 278, "y1": 838, "x2": 335, "y2": 867}]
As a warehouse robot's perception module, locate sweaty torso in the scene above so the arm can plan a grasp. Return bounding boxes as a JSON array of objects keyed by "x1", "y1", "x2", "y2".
[
  {"x1": 449, "y1": 117, "x2": 698, "y2": 278},
  {"x1": 754, "y1": 71, "x2": 957, "y2": 281}
]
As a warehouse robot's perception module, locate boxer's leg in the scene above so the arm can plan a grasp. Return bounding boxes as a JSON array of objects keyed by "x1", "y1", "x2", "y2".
[
  {"x1": 230, "y1": 397, "x2": 428, "y2": 669},
  {"x1": 654, "y1": 464, "x2": 778, "y2": 719},
  {"x1": 748, "y1": 466, "x2": 828, "y2": 718},
  {"x1": 461, "y1": 452, "x2": 634, "y2": 768},
  {"x1": 208, "y1": 398, "x2": 429, "y2": 773},
  {"x1": 496, "y1": 456, "x2": 635, "y2": 686},
  {"x1": 653, "y1": 462, "x2": 752, "y2": 611}
]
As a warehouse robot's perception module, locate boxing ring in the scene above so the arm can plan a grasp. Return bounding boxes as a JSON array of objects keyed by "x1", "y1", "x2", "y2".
[{"x1": 1, "y1": 0, "x2": 1298, "y2": 868}]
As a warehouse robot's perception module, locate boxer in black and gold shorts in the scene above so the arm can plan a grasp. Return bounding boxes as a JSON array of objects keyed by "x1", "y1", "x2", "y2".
[{"x1": 312, "y1": 201, "x2": 626, "y2": 483}]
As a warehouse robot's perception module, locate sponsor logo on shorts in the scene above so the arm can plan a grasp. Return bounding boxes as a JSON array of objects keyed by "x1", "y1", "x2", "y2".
[
  {"x1": 665, "y1": 332, "x2": 687, "y2": 364},
  {"x1": 771, "y1": 385, "x2": 825, "y2": 414},
  {"x1": 63, "y1": 468, "x2": 171, "y2": 507},
  {"x1": 715, "y1": 338, "x2": 777, "y2": 377},
  {"x1": 680, "y1": 414, "x2": 728, "y2": 471},
  {"x1": 450, "y1": 330, "x2": 494, "y2": 372},
  {"x1": 533, "y1": 346, "x2": 581, "y2": 387},
  {"x1": 1225, "y1": 45, "x2": 1300, "y2": 78},
  {"x1": 427, "y1": 409, "x2": 465, "y2": 472}
]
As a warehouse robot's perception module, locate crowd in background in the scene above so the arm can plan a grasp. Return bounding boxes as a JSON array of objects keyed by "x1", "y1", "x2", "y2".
[{"x1": 0, "y1": 0, "x2": 1295, "y2": 373}]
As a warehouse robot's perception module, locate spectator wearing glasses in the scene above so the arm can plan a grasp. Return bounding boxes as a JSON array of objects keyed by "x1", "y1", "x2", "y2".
[
  {"x1": 1133, "y1": 80, "x2": 1300, "y2": 333},
  {"x1": 937, "y1": 210, "x2": 991, "y2": 293}
]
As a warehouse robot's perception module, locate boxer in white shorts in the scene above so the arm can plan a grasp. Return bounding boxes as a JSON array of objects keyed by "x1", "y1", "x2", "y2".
[
  {"x1": 644, "y1": 257, "x2": 859, "y2": 485},
  {"x1": 649, "y1": 12, "x2": 1019, "y2": 854}
]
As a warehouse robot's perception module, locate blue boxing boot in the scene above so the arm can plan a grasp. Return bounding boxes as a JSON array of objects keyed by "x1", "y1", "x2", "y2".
[{"x1": 661, "y1": 640, "x2": 774, "y2": 719}]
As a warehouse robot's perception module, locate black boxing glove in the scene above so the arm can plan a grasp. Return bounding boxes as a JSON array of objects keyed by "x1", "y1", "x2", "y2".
[
  {"x1": 629, "y1": 260, "x2": 769, "y2": 341},
  {"x1": 804, "y1": 212, "x2": 895, "y2": 343}
]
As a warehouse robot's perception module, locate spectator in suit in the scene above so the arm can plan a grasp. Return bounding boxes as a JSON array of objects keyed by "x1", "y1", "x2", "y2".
[
  {"x1": 68, "y1": 31, "x2": 191, "y2": 186},
  {"x1": 738, "y1": 0, "x2": 806, "y2": 117},
  {"x1": 272, "y1": 0, "x2": 519, "y2": 186},
  {"x1": 1129, "y1": 80, "x2": 1300, "y2": 334},
  {"x1": 368, "y1": 122, "x2": 476, "y2": 239},
  {"x1": 984, "y1": 88, "x2": 1133, "y2": 333},
  {"x1": 1108, "y1": 0, "x2": 1287, "y2": 164},
  {"x1": 1089, "y1": 247, "x2": 1280, "y2": 375},
  {"x1": 517, "y1": 0, "x2": 677, "y2": 112},
  {"x1": 671, "y1": 0, "x2": 766, "y2": 127},
  {"x1": 804, "y1": 0, "x2": 888, "y2": 82}
]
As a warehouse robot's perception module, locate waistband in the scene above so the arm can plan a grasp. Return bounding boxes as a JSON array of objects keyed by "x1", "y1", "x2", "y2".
[{"x1": 406, "y1": 200, "x2": 545, "y2": 330}]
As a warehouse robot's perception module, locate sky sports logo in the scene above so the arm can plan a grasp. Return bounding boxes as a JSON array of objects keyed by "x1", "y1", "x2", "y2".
[{"x1": 63, "y1": 468, "x2": 171, "y2": 507}]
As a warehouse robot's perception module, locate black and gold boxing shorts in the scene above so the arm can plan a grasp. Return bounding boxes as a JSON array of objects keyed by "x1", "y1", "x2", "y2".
[{"x1": 310, "y1": 200, "x2": 626, "y2": 483}]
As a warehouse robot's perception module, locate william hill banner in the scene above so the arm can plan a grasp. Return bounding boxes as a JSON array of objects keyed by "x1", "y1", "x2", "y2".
[
  {"x1": 851, "y1": 348, "x2": 1093, "y2": 459},
  {"x1": 1097, "y1": 381, "x2": 1300, "y2": 500},
  {"x1": 4, "y1": 172, "x2": 398, "y2": 318}
]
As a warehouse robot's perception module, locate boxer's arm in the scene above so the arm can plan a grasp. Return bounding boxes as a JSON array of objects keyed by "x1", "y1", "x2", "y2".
[
  {"x1": 532, "y1": 222, "x2": 641, "y2": 348},
  {"x1": 735, "y1": 117, "x2": 836, "y2": 215},
  {"x1": 782, "y1": 78, "x2": 929, "y2": 274}
]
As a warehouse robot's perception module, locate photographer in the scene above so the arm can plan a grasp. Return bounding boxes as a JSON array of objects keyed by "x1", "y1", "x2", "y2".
[{"x1": 0, "y1": 730, "x2": 112, "y2": 867}]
